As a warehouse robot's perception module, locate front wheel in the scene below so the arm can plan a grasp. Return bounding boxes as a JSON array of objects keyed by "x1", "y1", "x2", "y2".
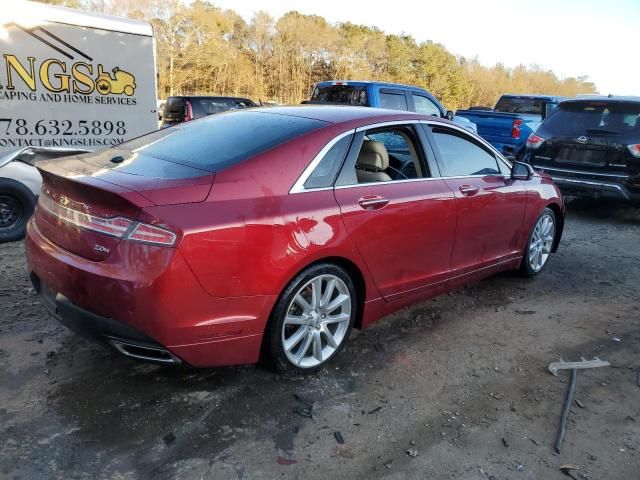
[
  {"x1": 520, "y1": 207, "x2": 556, "y2": 277},
  {"x1": 265, "y1": 263, "x2": 357, "y2": 373}
]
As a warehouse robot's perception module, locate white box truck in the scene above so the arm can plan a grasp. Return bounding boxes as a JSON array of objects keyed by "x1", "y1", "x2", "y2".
[{"x1": 0, "y1": 0, "x2": 157, "y2": 242}]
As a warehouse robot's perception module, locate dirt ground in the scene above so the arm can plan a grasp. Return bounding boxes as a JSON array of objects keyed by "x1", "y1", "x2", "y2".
[{"x1": 0, "y1": 198, "x2": 638, "y2": 480}]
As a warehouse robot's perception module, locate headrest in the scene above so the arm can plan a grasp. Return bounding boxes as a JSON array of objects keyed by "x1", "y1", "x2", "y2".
[{"x1": 356, "y1": 140, "x2": 389, "y2": 171}]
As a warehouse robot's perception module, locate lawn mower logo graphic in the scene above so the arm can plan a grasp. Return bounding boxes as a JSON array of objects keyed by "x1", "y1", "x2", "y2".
[{"x1": 95, "y1": 65, "x2": 136, "y2": 96}]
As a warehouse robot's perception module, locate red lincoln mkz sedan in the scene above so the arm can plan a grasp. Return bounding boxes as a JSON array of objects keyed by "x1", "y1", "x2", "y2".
[{"x1": 26, "y1": 107, "x2": 564, "y2": 372}]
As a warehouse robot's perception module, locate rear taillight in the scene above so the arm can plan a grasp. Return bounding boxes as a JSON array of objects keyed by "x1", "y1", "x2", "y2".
[
  {"x1": 183, "y1": 100, "x2": 193, "y2": 122},
  {"x1": 126, "y1": 223, "x2": 176, "y2": 246},
  {"x1": 526, "y1": 134, "x2": 545, "y2": 149},
  {"x1": 628, "y1": 144, "x2": 640, "y2": 158},
  {"x1": 511, "y1": 118, "x2": 523, "y2": 139},
  {"x1": 39, "y1": 195, "x2": 177, "y2": 246}
]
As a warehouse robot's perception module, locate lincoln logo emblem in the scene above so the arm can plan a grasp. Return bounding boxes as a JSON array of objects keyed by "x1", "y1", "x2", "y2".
[{"x1": 577, "y1": 136, "x2": 588, "y2": 144}]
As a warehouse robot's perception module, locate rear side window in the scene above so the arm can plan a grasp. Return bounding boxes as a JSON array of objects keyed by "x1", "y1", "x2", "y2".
[
  {"x1": 304, "y1": 135, "x2": 352, "y2": 189},
  {"x1": 495, "y1": 97, "x2": 544, "y2": 115},
  {"x1": 379, "y1": 91, "x2": 408, "y2": 111},
  {"x1": 121, "y1": 111, "x2": 327, "y2": 172},
  {"x1": 542, "y1": 101, "x2": 640, "y2": 136},
  {"x1": 431, "y1": 128, "x2": 500, "y2": 177}
]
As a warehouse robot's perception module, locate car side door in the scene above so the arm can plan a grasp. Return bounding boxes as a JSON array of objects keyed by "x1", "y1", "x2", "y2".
[
  {"x1": 333, "y1": 122, "x2": 457, "y2": 300},
  {"x1": 425, "y1": 123, "x2": 527, "y2": 277}
]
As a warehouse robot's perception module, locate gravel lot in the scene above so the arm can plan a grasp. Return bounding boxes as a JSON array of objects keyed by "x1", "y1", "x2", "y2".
[{"x1": 1, "y1": 199, "x2": 639, "y2": 480}]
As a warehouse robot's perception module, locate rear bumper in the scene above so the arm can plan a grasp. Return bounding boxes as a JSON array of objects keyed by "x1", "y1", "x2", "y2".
[
  {"x1": 25, "y1": 218, "x2": 274, "y2": 367},
  {"x1": 545, "y1": 174, "x2": 640, "y2": 202}
]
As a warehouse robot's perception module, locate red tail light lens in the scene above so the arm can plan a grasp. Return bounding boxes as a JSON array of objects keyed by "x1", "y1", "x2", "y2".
[
  {"x1": 526, "y1": 134, "x2": 545, "y2": 149},
  {"x1": 628, "y1": 144, "x2": 640, "y2": 158},
  {"x1": 126, "y1": 223, "x2": 177, "y2": 246},
  {"x1": 38, "y1": 195, "x2": 177, "y2": 246},
  {"x1": 39, "y1": 194, "x2": 133, "y2": 238},
  {"x1": 183, "y1": 100, "x2": 194, "y2": 122},
  {"x1": 511, "y1": 118, "x2": 523, "y2": 139}
]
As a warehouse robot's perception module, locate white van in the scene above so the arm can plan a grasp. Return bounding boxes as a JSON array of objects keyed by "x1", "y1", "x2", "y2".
[{"x1": 0, "y1": 1, "x2": 157, "y2": 242}]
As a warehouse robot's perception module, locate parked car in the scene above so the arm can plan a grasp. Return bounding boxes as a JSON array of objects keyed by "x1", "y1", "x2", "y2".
[
  {"x1": 456, "y1": 94, "x2": 564, "y2": 160},
  {"x1": 307, "y1": 81, "x2": 477, "y2": 133},
  {"x1": 525, "y1": 96, "x2": 640, "y2": 204},
  {"x1": 26, "y1": 107, "x2": 564, "y2": 372},
  {"x1": 0, "y1": 1, "x2": 158, "y2": 242},
  {"x1": 161, "y1": 96, "x2": 257, "y2": 127}
]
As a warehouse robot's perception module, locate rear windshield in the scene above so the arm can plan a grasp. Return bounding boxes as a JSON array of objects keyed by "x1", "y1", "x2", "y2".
[
  {"x1": 119, "y1": 111, "x2": 327, "y2": 172},
  {"x1": 542, "y1": 101, "x2": 640, "y2": 136},
  {"x1": 311, "y1": 85, "x2": 369, "y2": 106},
  {"x1": 495, "y1": 96, "x2": 545, "y2": 115}
]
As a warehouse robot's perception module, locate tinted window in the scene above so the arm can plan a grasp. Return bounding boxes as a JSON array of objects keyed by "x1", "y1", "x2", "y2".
[
  {"x1": 121, "y1": 111, "x2": 327, "y2": 172},
  {"x1": 164, "y1": 97, "x2": 185, "y2": 114},
  {"x1": 542, "y1": 101, "x2": 640, "y2": 136},
  {"x1": 431, "y1": 128, "x2": 500, "y2": 176},
  {"x1": 412, "y1": 94, "x2": 441, "y2": 116},
  {"x1": 379, "y1": 92, "x2": 408, "y2": 111},
  {"x1": 495, "y1": 96, "x2": 545, "y2": 115},
  {"x1": 190, "y1": 98, "x2": 234, "y2": 117},
  {"x1": 304, "y1": 135, "x2": 352, "y2": 189},
  {"x1": 311, "y1": 85, "x2": 369, "y2": 105}
]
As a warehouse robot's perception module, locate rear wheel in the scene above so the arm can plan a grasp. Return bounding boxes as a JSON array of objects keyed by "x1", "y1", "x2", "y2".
[
  {"x1": 520, "y1": 207, "x2": 556, "y2": 277},
  {"x1": 265, "y1": 263, "x2": 356, "y2": 373},
  {"x1": 0, "y1": 179, "x2": 36, "y2": 243}
]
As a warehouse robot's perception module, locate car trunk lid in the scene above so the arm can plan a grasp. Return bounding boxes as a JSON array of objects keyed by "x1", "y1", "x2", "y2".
[{"x1": 34, "y1": 149, "x2": 214, "y2": 261}]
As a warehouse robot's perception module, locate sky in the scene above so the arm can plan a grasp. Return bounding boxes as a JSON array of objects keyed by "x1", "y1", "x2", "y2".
[{"x1": 213, "y1": 0, "x2": 640, "y2": 96}]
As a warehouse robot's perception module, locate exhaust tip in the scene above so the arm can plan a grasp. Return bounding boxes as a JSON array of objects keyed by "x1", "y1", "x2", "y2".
[{"x1": 107, "y1": 338, "x2": 181, "y2": 364}]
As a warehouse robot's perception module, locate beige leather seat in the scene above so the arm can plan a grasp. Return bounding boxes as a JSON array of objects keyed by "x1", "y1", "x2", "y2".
[{"x1": 356, "y1": 140, "x2": 392, "y2": 183}]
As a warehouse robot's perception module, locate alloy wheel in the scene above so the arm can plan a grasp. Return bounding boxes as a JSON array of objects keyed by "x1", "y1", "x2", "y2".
[
  {"x1": 528, "y1": 213, "x2": 555, "y2": 272},
  {"x1": 282, "y1": 274, "x2": 352, "y2": 368}
]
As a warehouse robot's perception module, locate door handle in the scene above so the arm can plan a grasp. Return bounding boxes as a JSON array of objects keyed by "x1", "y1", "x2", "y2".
[
  {"x1": 358, "y1": 195, "x2": 390, "y2": 210},
  {"x1": 458, "y1": 184, "x2": 479, "y2": 196}
]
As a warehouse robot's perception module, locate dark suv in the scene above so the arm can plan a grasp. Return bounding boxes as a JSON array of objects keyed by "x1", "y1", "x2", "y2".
[
  {"x1": 161, "y1": 96, "x2": 257, "y2": 127},
  {"x1": 525, "y1": 96, "x2": 640, "y2": 204}
]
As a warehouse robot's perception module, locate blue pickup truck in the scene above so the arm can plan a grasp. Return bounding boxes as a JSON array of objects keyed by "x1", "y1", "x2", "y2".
[
  {"x1": 456, "y1": 94, "x2": 564, "y2": 160},
  {"x1": 307, "y1": 81, "x2": 477, "y2": 132}
]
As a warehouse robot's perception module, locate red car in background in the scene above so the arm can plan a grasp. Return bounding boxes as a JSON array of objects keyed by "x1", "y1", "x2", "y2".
[{"x1": 25, "y1": 107, "x2": 564, "y2": 372}]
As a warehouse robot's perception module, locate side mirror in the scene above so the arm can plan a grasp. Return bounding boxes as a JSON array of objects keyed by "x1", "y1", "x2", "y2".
[
  {"x1": 446, "y1": 110, "x2": 454, "y2": 121},
  {"x1": 511, "y1": 161, "x2": 534, "y2": 181}
]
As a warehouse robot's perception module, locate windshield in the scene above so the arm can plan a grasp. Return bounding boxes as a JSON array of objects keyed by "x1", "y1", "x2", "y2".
[
  {"x1": 310, "y1": 85, "x2": 369, "y2": 106},
  {"x1": 118, "y1": 111, "x2": 327, "y2": 172},
  {"x1": 542, "y1": 101, "x2": 640, "y2": 136},
  {"x1": 495, "y1": 97, "x2": 545, "y2": 115}
]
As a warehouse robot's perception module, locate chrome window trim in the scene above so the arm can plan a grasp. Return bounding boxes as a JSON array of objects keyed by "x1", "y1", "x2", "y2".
[
  {"x1": 289, "y1": 129, "x2": 355, "y2": 194},
  {"x1": 289, "y1": 119, "x2": 514, "y2": 194},
  {"x1": 333, "y1": 173, "x2": 505, "y2": 190}
]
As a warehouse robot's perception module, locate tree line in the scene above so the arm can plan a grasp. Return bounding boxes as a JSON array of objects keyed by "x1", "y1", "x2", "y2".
[{"x1": 40, "y1": 0, "x2": 597, "y2": 109}]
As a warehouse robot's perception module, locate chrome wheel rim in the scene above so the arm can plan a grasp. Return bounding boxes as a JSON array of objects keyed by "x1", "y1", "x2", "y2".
[
  {"x1": 529, "y1": 213, "x2": 555, "y2": 272},
  {"x1": 282, "y1": 274, "x2": 352, "y2": 368}
]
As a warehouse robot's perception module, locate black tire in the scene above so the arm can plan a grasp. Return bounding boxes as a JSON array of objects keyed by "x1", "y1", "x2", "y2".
[
  {"x1": 520, "y1": 207, "x2": 556, "y2": 277},
  {"x1": 0, "y1": 178, "x2": 36, "y2": 243},
  {"x1": 264, "y1": 263, "x2": 357, "y2": 374}
]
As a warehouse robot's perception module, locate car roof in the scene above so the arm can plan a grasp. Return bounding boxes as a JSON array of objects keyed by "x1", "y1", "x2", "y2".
[
  {"x1": 251, "y1": 105, "x2": 435, "y2": 124},
  {"x1": 167, "y1": 95, "x2": 254, "y2": 101},
  {"x1": 500, "y1": 94, "x2": 561, "y2": 100},
  {"x1": 315, "y1": 80, "x2": 430, "y2": 92},
  {"x1": 562, "y1": 95, "x2": 640, "y2": 104}
]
